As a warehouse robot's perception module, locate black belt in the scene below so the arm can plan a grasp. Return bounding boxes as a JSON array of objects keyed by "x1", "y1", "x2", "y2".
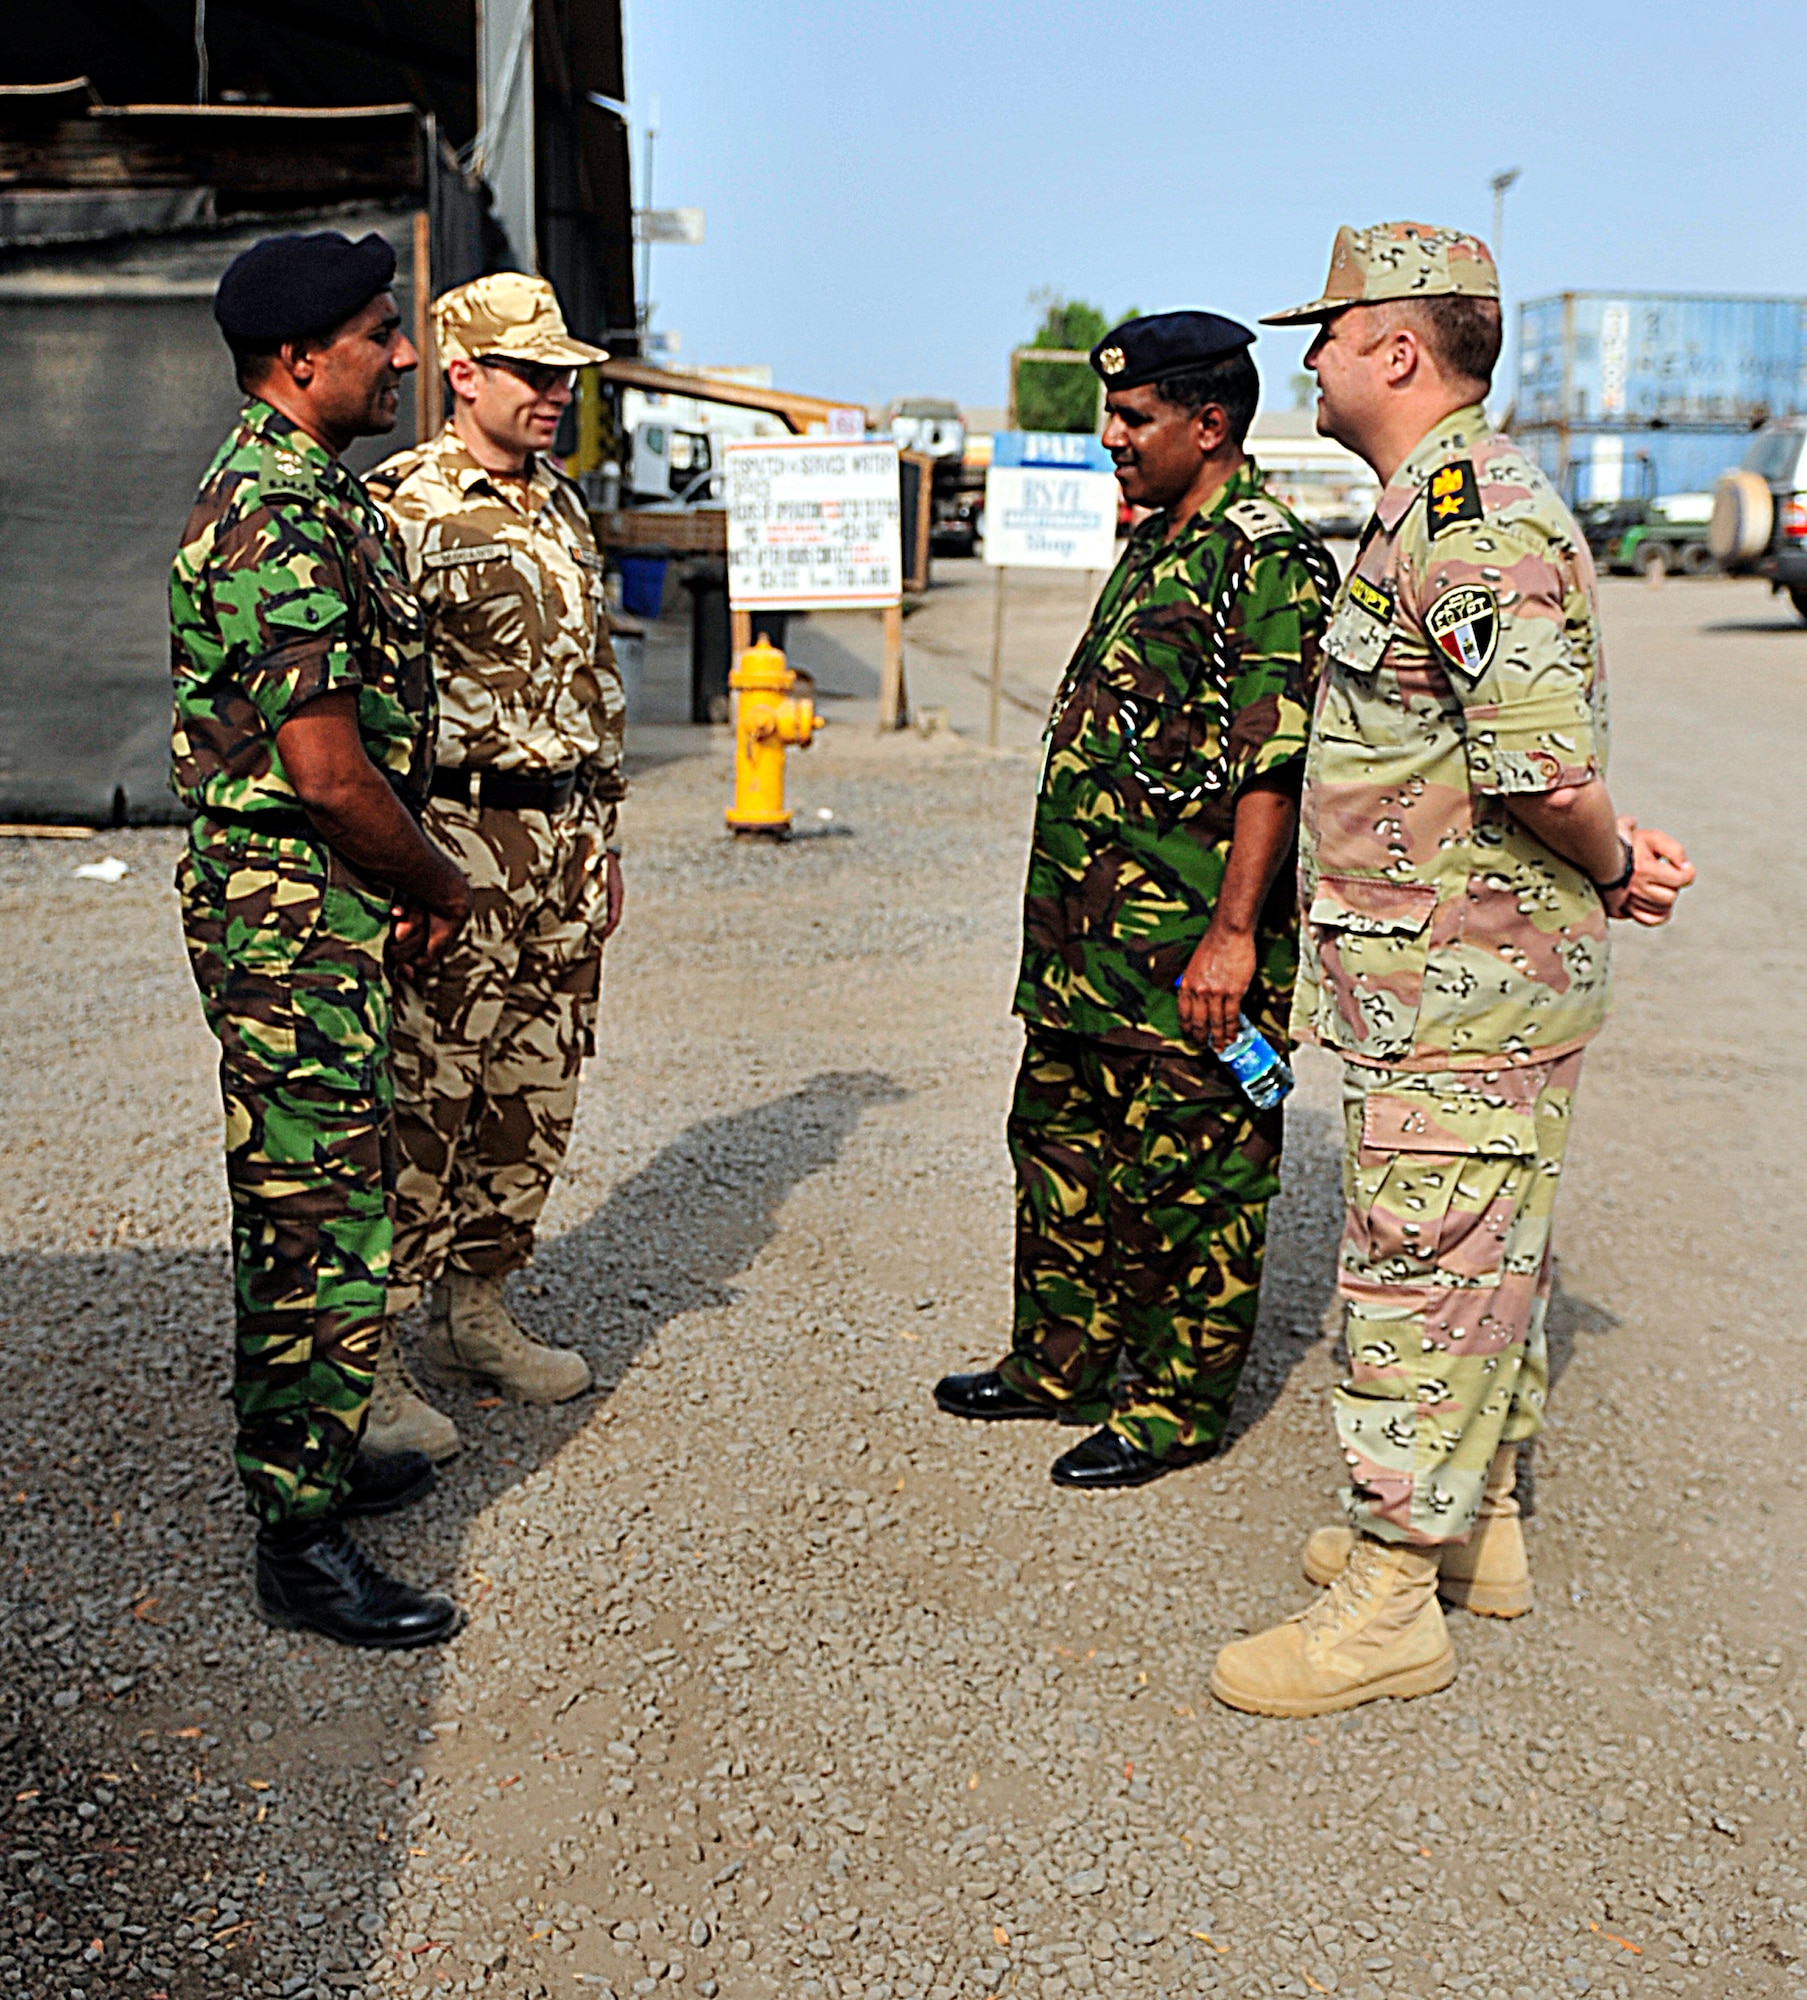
[
  {"x1": 429, "y1": 765, "x2": 580, "y2": 814},
  {"x1": 196, "y1": 805, "x2": 317, "y2": 838}
]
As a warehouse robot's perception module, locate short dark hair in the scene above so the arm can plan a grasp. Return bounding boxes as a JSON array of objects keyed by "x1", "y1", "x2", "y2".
[
  {"x1": 1400, "y1": 296, "x2": 1502, "y2": 391},
  {"x1": 225, "y1": 334, "x2": 282, "y2": 393},
  {"x1": 1149, "y1": 348, "x2": 1260, "y2": 446}
]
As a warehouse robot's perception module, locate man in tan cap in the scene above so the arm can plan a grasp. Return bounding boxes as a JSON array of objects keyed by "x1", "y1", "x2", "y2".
[
  {"x1": 360, "y1": 273, "x2": 627, "y2": 1456},
  {"x1": 1207, "y1": 223, "x2": 1696, "y2": 1717}
]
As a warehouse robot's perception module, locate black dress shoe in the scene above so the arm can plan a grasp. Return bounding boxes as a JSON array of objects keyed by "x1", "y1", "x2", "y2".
[
  {"x1": 933, "y1": 1370, "x2": 1058, "y2": 1421},
  {"x1": 1050, "y1": 1427, "x2": 1182, "y2": 1488},
  {"x1": 255, "y1": 1522, "x2": 460, "y2": 1650},
  {"x1": 339, "y1": 1449, "x2": 437, "y2": 1518}
]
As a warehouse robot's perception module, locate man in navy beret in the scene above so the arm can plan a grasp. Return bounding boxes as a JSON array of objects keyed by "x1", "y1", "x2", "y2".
[
  {"x1": 168, "y1": 230, "x2": 472, "y2": 1648},
  {"x1": 936, "y1": 311, "x2": 1338, "y2": 1489}
]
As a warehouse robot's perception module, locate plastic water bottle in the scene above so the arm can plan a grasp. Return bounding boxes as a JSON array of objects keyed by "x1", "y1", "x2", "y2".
[{"x1": 1214, "y1": 1015, "x2": 1295, "y2": 1110}]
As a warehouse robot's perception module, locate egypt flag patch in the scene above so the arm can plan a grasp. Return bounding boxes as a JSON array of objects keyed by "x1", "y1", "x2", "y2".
[{"x1": 1425, "y1": 583, "x2": 1499, "y2": 680}]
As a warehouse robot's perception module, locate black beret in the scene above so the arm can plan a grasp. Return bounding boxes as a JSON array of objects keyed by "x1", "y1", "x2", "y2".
[
  {"x1": 1090, "y1": 310, "x2": 1255, "y2": 391},
  {"x1": 213, "y1": 230, "x2": 398, "y2": 345}
]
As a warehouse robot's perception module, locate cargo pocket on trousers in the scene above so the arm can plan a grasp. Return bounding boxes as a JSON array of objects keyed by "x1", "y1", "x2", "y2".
[{"x1": 1346, "y1": 1079, "x2": 1537, "y2": 1288}]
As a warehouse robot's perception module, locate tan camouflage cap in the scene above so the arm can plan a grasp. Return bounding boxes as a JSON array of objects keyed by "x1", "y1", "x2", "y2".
[
  {"x1": 1261, "y1": 221, "x2": 1499, "y2": 326},
  {"x1": 431, "y1": 272, "x2": 608, "y2": 367}
]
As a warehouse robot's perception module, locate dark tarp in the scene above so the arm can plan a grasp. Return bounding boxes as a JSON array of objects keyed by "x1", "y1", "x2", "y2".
[{"x1": 0, "y1": 202, "x2": 428, "y2": 825}]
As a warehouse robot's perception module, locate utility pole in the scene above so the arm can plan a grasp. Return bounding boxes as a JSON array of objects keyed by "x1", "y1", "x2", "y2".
[
  {"x1": 1488, "y1": 169, "x2": 1523, "y2": 428},
  {"x1": 1489, "y1": 167, "x2": 1521, "y2": 262},
  {"x1": 638, "y1": 96, "x2": 660, "y2": 340}
]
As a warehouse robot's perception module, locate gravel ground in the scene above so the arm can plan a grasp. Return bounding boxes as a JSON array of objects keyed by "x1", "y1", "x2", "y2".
[{"x1": 2, "y1": 567, "x2": 1805, "y2": 2000}]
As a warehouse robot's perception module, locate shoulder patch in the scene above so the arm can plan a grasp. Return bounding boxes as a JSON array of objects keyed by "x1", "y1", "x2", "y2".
[
  {"x1": 1347, "y1": 572, "x2": 1392, "y2": 622},
  {"x1": 1222, "y1": 497, "x2": 1295, "y2": 544},
  {"x1": 1425, "y1": 460, "x2": 1484, "y2": 537},
  {"x1": 1425, "y1": 582, "x2": 1499, "y2": 680}
]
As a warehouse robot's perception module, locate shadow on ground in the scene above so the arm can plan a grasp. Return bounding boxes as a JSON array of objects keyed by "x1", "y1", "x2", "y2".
[{"x1": 0, "y1": 1069, "x2": 899, "y2": 2000}]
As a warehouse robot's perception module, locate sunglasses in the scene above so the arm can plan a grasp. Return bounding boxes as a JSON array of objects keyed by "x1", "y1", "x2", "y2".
[{"x1": 476, "y1": 355, "x2": 578, "y2": 395}]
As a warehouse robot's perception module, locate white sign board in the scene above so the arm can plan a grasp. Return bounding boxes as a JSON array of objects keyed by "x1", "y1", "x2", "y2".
[
  {"x1": 726, "y1": 438, "x2": 902, "y2": 609},
  {"x1": 983, "y1": 465, "x2": 1119, "y2": 570}
]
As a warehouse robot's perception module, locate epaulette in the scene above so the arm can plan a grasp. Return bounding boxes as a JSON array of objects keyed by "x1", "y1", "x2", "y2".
[
  {"x1": 1222, "y1": 496, "x2": 1296, "y2": 545},
  {"x1": 257, "y1": 438, "x2": 323, "y2": 501},
  {"x1": 362, "y1": 451, "x2": 423, "y2": 501}
]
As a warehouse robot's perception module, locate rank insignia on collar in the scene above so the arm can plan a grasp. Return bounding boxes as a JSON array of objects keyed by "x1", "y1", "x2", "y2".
[
  {"x1": 1347, "y1": 572, "x2": 1391, "y2": 622},
  {"x1": 1097, "y1": 346, "x2": 1126, "y2": 376},
  {"x1": 1426, "y1": 460, "x2": 1483, "y2": 536},
  {"x1": 1425, "y1": 582, "x2": 1499, "y2": 680}
]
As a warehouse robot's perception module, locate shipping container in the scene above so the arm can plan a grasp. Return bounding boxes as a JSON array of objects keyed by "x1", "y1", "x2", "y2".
[
  {"x1": 1517, "y1": 292, "x2": 1807, "y2": 429},
  {"x1": 1518, "y1": 427, "x2": 1765, "y2": 507}
]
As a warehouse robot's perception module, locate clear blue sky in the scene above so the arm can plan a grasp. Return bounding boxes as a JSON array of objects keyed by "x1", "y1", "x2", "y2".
[{"x1": 623, "y1": 0, "x2": 1805, "y2": 417}]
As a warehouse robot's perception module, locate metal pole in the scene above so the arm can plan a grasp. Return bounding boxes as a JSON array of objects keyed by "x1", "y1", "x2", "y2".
[
  {"x1": 638, "y1": 99, "x2": 659, "y2": 338},
  {"x1": 194, "y1": 0, "x2": 209, "y2": 103},
  {"x1": 1488, "y1": 167, "x2": 1520, "y2": 262},
  {"x1": 987, "y1": 565, "x2": 1007, "y2": 749}
]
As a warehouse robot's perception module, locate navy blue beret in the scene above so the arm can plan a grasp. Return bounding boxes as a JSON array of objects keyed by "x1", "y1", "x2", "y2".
[
  {"x1": 1090, "y1": 310, "x2": 1255, "y2": 391},
  {"x1": 213, "y1": 230, "x2": 398, "y2": 345}
]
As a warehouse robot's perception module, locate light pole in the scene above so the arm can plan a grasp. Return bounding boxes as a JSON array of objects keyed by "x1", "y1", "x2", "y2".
[
  {"x1": 1489, "y1": 167, "x2": 1521, "y2": 263},
  {"x1": 1488, "y1": 169, "x2": 1522, "y2": 425},
  {"x1": 638, "y1": 96, "x2": 660, "y2": 341}
]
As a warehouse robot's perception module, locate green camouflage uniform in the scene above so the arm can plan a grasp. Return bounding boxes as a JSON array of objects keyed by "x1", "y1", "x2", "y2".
[
  {"x1": 365, "y1": 427, "x2": 625, "y2": 1313},
  {"x1": 1003, "y1": 464, "x2": 1333, "y2": 1457},
  {"x1": 170, "y1": 397, "x2": 434, "y2": 1526},
  {"x1": 1296, "y1": 400, "x2": 1611, "y2": 1544}
]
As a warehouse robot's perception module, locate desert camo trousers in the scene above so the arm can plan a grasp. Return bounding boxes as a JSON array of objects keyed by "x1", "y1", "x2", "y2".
[
  {"x1": 1000, "y1": 1026, "x2": 1284, "y2": 1459},
  {"x1": 386, "y1": 793, "x2": 609, "y2": 1313},
  {"x1": 1334, "y1": 1050, "x2": 1584, "y2": 1547},
  {"x1": 178, "y1": 823, "x2": 394, "y2": 1526}
]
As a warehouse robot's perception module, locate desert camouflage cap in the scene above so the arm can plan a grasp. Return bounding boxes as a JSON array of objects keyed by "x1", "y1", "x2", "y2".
[
  {"x1": 1261, "y1": 221, "x2": 1499, "y2": 327},
  {"x1": 432, "y1": 272, "x2": 608, "y2": 368}
]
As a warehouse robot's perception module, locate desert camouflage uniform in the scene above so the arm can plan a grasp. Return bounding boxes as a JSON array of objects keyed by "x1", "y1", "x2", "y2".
[
  {"x1": 170, "y1": 398, "x2": 434, "y2": 1525},
  {"x1": 366, "y1": 429, "x2": 625, "y2": 1310},
  {"x1": 1005, "y1": 463, "x2": 1333, "y2": 1457},
  {"x1": 1295, "y1": 401, "x2": 1611, "y2": 1544}
]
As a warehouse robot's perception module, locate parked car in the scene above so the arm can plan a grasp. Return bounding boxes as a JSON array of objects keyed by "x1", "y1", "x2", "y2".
[{"x1": 1708, "y1": 418, "x2": 1807, "y2": 619}]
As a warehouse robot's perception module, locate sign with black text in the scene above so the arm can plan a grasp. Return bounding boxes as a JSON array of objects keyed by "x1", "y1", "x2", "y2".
[{"x1": 726, "y1": 438, "x2": 903, "y2": 609}]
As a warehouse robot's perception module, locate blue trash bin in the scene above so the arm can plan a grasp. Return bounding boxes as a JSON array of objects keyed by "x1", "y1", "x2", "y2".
[{"x1": 618, "y1": 554, "x2": 668, "y2": 619}]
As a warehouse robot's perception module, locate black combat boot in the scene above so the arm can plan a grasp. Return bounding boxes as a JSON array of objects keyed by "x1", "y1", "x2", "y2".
[
  {"x1": 255, "y1": 1521, "x2": 458, "y2": 1649},
  {"x1": 933, "y1": 1369, "x2": 1059, "y2": 1421},
  {"x1": 1051, "y1": 1427, "x2": 1197, "y2": 1489},
  {"x1": 338, "y1": 1449, "x2": 437, "y2": 1517}
]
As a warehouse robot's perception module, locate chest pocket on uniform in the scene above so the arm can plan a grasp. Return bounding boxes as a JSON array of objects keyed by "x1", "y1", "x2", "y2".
[{"x1": 1323, "y1": 580, "x2": 1395, "y2": 675}]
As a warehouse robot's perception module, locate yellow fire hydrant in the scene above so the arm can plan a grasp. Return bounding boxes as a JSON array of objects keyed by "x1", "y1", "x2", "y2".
[{"x1": 725, "y1": 637, "x2": 825, "y2": 836}]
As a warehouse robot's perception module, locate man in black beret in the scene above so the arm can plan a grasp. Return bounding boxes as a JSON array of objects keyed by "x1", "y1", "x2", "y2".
[
  {"x1": 936, "y1": 311, "x2": 1338, "y2": 1487},
  {"x1": 168, "y1": 230, "x2": 472, "y2": 1647}
]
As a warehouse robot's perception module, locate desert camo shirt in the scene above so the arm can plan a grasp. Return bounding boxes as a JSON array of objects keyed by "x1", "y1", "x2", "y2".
[
  {"x1": 366, "y1": 428, "x2": 625, "y2": 803},
  {"x1": 1292, "y1": 404, "x2": 1612, "y2": 1071},
  {"x1": 1015, "y1": 461, "x2": 1334, "y2": 1056},
  {"x1": 169, "y1": 399, "x2": 435, "y2": 818}
]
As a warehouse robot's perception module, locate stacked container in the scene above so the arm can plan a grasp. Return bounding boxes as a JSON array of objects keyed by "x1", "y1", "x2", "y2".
[{"x1": 1514, "y1": 293, "x2": 1807, "y2": 503}]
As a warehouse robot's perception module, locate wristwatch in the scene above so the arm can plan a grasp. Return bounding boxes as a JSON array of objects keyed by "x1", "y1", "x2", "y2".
[{"x1": 1592, "y1": 838, "x2": 1635, "y2": 895}]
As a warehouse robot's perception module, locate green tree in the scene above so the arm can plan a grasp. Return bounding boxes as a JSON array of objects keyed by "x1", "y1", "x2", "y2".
[{"x1": 1015, "y1": 293, "x2": 1111, "y2": 433}]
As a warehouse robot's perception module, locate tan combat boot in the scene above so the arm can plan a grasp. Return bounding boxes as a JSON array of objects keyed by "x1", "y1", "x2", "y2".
[
  {"x1": 1209, "y1": 1536, "x2": 1456, "y2": 1717},
  {"x1": 1300, "y1": 1444, "x2": 1533, "y2": 1618},
  {"x1": 361, "y1": 1320, "x2": 461, "y2": 1463},
  {"x1": 420, "y1": 1270, "x2": 592, "y2": 1405}
]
